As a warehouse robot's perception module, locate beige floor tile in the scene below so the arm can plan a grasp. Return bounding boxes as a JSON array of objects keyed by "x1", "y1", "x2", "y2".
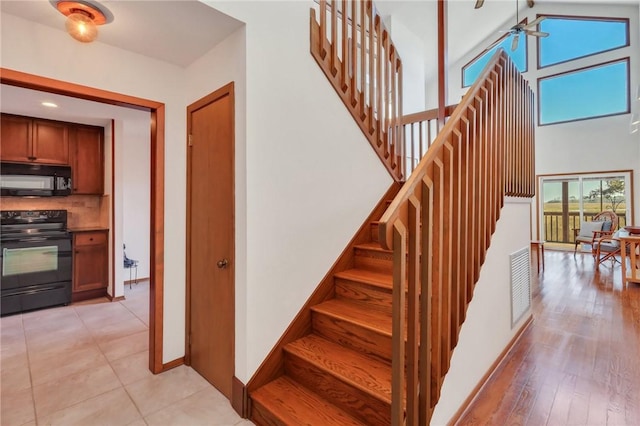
[
  {"x1": 0, "y1": 386, "x2": 35, "y2": 426},
  {"x1": 99, "y1": 330, "x2": 148, "y2": 361},
  {"x1": 29, "y1": 343, "x2": 109, "y2": 387},
  {"x1": 110, "y1": 351, "x2": 153, "y2": 386},
  {"x1": 33, "y1": 364, "x2": 121, "y2": 419},
  {"x1": 1, "y1": 313, "x2": 23, "y2": 331},
  {"x1": 75, "y1": 301, "x2": 137, "y2": 329},
  {"x1": 1, "y1": 351, "x2": 32, "y2": 392},
  {"x1": 87, "y1": 316, "x2": 147, "y2": 344},
  {"x1": 1, "y1": 330, "x2": 27, "y2": 359},
  {"x1": 126, "y1": 418, "x2": 149, "y2": 426},
  {"x1": 25, "y1": 326, "x2": 94, "y2": 355},
  {"x1": 38, "y1": 387, "x2": 142, "y2": 426},
  {"x1": 144, "y1": 387, "x2": 243, "y2": 426},
  {"x1": 125, "y1": 366, "x2": 210, "y2": 416},
  {"x1": 21, "y1": 307, "x2": 79, "y2": 331}
]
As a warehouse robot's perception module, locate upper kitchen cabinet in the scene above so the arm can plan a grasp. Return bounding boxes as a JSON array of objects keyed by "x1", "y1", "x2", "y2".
[
  {"x1": 0, "y1": 114, "x2": 69, "y2": 164},
  {"x1": 71, "y1": 125, "x2": 104, "y2": 195}
]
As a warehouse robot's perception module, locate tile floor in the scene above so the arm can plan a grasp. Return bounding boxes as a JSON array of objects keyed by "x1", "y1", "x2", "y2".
[{"x1": 1, "y1": 280, "x2": 253, "y2": 426}]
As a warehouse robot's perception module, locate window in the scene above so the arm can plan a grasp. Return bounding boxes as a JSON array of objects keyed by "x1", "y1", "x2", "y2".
[
  {"x1": 462, "y1": 32, "x2": 527, "y2": 87},
  {"x1": 538, "y1": 16, "x2": 629, "y2": 68},
  {"x1": 538, "y1": 58, "x2": 629, "y2": 125}
]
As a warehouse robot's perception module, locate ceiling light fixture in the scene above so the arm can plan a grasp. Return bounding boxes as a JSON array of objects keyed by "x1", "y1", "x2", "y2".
[
  {"x1": 50, "y1": 0, "x2": 113, "y2": 43},
  {"x1": 41, "y1": 102, "x2": 59, "y2": 108}
]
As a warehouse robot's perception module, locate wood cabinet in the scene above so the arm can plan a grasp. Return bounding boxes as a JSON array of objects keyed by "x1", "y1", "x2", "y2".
[
  {"x1": 71, "y1": 125, "x2": 104, "y2": 195},
  {"x1": 72, "y1": 230, "x2": 108, "y2": 301},
  {"x1": 0, "y1": 114, "x2": 69, "y2": 164}
]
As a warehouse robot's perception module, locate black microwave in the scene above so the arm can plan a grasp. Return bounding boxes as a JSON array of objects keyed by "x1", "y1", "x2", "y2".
[{"x1": 0, "y1": 162, "x2": 72, "y2": 196}]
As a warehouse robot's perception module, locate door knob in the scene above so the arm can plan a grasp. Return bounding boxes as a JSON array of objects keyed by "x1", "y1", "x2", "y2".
[{"x1": 217, "y1": 259, "x2": 229, "y2": 269}]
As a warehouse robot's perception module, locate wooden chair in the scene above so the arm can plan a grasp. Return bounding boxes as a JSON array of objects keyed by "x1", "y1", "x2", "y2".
[
  {"x1": 573, "y1": 210, "x2": 618, "y2": 254},
  {"x1": 593, "y1": 229, "x2": 624, "y2": 267},
  {"x1": 620, "y1": 236, "x2": 640, "y2": 286}
]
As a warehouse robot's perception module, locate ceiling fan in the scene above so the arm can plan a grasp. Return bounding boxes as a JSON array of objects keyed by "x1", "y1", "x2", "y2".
[{"x1": 475, "y1": 0, "x2": 549, "y2": 52}]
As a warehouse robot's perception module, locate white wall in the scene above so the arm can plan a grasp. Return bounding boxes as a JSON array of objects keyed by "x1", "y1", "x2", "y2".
[
  {"x1": 432, "y1": 198, "x2": 533, "y2": 425},
  {"x1": 202, "y1": 0, "x2": 393, "y2": 382},
  {"x1": 446, "y1": 3, "x2": 640, "y2": 236},
  {"x1": 122, "y1": 117, "x2": 151, "y2": 281}
]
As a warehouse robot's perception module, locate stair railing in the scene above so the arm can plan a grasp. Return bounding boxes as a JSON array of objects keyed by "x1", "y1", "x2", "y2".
[
  {"x1": 310, "y1": 0, "x2": 405, "y2": 181},
  {"x1": 378, "y1": 50, "x2": 535, "y2": 425},
  {"x1": 401, "y1": 104, "x2": 457, "y2": 178}
]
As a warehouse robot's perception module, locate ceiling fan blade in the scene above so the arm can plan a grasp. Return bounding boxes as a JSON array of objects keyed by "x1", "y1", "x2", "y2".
[
  {"x1": 475, "y1": 0, "x2": 485, "y2": 9},
  {"x1": 527, "y1": 0, "x2": 535, "y2": 7},
  {"x1": 525, "y1": 30, "x2": 549, "y2": 37},
  {"x1": 525, "y1": 16, "x2": 547, "y2": 28},
  {"x1": 511, "y1": 34, "x2": 519, "y2": 51}
]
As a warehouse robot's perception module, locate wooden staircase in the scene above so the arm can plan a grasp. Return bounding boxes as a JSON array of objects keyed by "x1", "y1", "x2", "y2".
[{"x1": 250, "y1": 198, "x2": 398, "y2": 425}]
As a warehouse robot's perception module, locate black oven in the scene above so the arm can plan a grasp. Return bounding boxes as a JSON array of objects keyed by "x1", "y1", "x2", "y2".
[{"x1": 1, "y1": 210, "x2": 72, "y2": 316}]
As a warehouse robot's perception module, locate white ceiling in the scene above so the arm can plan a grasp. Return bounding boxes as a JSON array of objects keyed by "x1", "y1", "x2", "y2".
[{"x1": 0, "y1": 0, "x2": 244, "y2": 68}]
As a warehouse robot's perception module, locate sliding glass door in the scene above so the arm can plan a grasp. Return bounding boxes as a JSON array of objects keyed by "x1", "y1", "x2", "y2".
[{"x1": 539, "y1": 172, "x2": 631, "y2": 245}]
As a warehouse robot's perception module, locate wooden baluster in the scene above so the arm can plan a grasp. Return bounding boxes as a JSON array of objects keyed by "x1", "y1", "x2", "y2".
[
  {"x1": 376, "y1": 17, "x2": 383, "y2": 147},
  {"x1": 368, "y1": 1, "x2": 375, "y2": 135},
  {"x1": 390, "y1": 49, "x2": 397, "y2": 165},
  {"x1": 397, "y1": 59, "x2": 403, "y2": 179},
  {"x1": 331, "y1": 0, "x2": 338, "y2": 76},
  {"x1": 319, "y1": 0, "x2": 327, "y2": 59},
  {"x1": 359, "y1": 0, "x2": 366, "y2": 120},
  {"x1": 391, "y1": 221, "x2": 407, "y2": 426},
  {"x1": 406, "y1": 196, "x2": 420, "y2": 426},
  {"x1": 419, "y1": 178, "x2": 433, "y2": 419},
  {"x1": 350, "y1": 0, "x2": 357, "y2": 106},
  {"x1": 383, "y1": 31, "x2": 390, "y2": 158},
  {"x1": 341, "y1": 0, "x2": 348, "y2": 91},
  {"x1": 410, "y1": 123, "x2": 415, "y2": 175}
]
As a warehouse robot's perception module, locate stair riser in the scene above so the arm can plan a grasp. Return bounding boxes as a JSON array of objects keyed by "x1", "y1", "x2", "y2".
[
  {"x1": 312, "y1": 311, "x2": 392, "y2": 362},
  {"x1": 334, "y1": 278, "x2": 392, "y2": 313},
  {"x1": 370, "y1": 223, "x2": 380, "y2": 242},
  {"x1": 284, "y1": 352, "x2": 391, "y2": 426},
  {"x1": 250, "y1": 400, "x2": 286, "y2": 426},
  {"x1": 354, "y1": 249, "x2": 393, "y2": 274}
]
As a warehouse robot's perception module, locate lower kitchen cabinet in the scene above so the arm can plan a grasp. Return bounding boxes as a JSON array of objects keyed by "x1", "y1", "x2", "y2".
[{"x1": 72, "y1": 230, "x2": 108, "y2": 302}]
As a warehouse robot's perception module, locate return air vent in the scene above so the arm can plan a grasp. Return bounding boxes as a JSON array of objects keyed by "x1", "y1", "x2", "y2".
[{"x1": 510, "y1": 247, "x2": 531, "y2": 328}]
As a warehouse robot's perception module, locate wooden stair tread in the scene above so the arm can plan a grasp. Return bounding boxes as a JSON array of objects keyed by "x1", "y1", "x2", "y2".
[
  {"x1": 334, "y1": 268, "x2": 392, "y2": 289},
  {"x1": 354, "y1": 242, "x2": 391, "y2": 252},
  {"x1": 285, "y1": 334, "x2": 393, "y2": 403},
  {"x1": 251, "y1": 376, "x2": 366, "y2": 425},
  {"x1": 311, "y1": 298, "x2": 392, "y2": 335}
]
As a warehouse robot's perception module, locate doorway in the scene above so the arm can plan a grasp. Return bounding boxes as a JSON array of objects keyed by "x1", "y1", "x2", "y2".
[
  {"x1": 0, "y1": 68, "x2": 166, "y2": 374},
  {"x1": 538, "y1": 171, "x2": 633, "y2": 247},
  {"x1": 186, "y1": 82, "x2": 235, "y2": 399}
]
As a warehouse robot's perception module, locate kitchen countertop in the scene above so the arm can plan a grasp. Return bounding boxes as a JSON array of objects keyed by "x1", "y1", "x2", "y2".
[{"x1": 67, "y1": 227, "x2": 109, "y2": 232}]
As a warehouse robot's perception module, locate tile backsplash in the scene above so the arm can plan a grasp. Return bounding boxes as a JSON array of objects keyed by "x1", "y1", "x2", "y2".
[{"x1": 1, "y1": 195, "x2": 109, "y2": 228}]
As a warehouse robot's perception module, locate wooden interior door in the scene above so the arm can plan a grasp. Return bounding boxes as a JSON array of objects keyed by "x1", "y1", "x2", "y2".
[{"x1": 186, "y1": 82, "x2": 235, "y2": 399}]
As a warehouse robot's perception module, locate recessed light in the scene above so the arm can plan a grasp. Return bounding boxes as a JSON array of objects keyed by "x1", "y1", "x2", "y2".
[{"x1": 42, "y1": 102, "x2": 58, "y2": 108}]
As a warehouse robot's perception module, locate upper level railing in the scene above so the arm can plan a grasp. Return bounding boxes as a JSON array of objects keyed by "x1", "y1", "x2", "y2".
[
  {"x1": 310, "y1": 0, "x2": 404, "y2": 181},
  {"x1": 378, "y1": 50, "x2": 535, "y2": 425},
  {"x1": 401, "y1": 104, "x2": 457, "y2": 178}
]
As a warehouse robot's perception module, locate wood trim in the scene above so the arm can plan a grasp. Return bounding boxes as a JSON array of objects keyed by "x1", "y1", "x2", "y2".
[
  {"x1": 161, "y1": 357, "x2": 184, "y2": 372},
  {"x1": 1, "y1": 68, "x2": 166, "y2": 376},
  {"x1": 448, "y1": 315, "x2": 533, "y2": 426},
  {"x1": 110, "y1": 119, "x2": 116, "y2": 299},
  {"x1": 535, "y1": 14, "x2": 630, "y2": 70},
  {"x1": 231, "y1": 376, "x2": 247, "y2": 418},
  {"x1": 107, "y1": 295, "x2": 126, "y2": 302},
  {"x1": 71, "y1": 288, "x2": 108, "y2": 303},
  {"x1": 537, "y1": 57, "x2": 630, "y2": 126},
  {"x1": 245, "y1": 182, "x2": 401, "y2": 396}
]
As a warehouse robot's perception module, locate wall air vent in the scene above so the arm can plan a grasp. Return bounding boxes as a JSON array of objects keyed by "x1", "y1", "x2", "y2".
[{"x1": 510, "y1": 247, "x2": 531, "y2": 328}]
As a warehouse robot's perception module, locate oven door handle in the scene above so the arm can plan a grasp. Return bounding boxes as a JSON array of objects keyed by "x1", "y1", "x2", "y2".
[{"x1": 18, "y1": 237, "x2": 49, "y2": 242}]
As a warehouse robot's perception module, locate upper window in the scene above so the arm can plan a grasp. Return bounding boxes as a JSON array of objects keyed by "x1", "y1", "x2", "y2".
[
  {"x1": 462, "y1": 32, "x2": 527, "y2": 88},
  {"x1": 538, "y1": 58, "x2": 629, "y2": 126},
  {"x1": 538, "y1": 16, "x2": 629, "y2": 68}
]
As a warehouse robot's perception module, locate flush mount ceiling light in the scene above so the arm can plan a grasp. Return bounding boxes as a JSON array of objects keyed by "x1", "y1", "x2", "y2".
[{"x1": 50, "y1": 0, "x2": 114, "y2": 43}]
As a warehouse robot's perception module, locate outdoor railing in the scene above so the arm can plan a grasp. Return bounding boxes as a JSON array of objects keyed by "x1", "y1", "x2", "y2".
[{"x1": 542, "y1": 211, "x2": 626, "y2": 243}]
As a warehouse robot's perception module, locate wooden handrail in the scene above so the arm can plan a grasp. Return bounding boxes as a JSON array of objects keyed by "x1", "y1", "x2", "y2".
[
  {"x1": 379, "y1": 49, "x2": 535, "y2": 425},
  {"x1": 310, "y1": 0, "x2": 405, "y2": 181}
]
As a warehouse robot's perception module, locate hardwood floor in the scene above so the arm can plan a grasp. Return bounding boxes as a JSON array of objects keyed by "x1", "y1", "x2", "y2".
[{"x1": 458, "y1": 250, "x2": 640, "y2": 426}]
